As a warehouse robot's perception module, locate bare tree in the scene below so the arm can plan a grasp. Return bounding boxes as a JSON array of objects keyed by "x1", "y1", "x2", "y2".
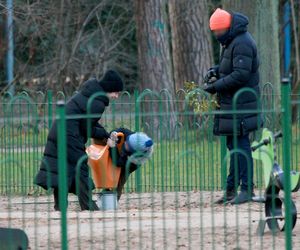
[
  {"x1": 135, "y1": 0, "x2": 174, "y2": 92},
  {"x1": 169, "y1": 0, "x2": 213, "y2": 90},
  {"x1": 135, "y1": 0, "x2": 176, "y2": 138},
  {"x1": 223, "y1": 0, "x2": 281, "y2": 100},
  {"x1": 1, "y1": 0, "x2": 137, "y2": 94}
]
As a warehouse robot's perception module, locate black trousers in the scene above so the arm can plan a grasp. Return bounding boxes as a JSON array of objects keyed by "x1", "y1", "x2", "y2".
[
  {"x1": 226, "y1": 134, "x2": 254, "y2": 192},
  {"x1": 53, "y1": 175, "x2": 98, "y2": 211}
]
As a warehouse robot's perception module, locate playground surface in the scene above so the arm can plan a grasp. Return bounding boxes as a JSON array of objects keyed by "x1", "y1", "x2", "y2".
[{"x1": 1, "y1": 191, "x2": 300, "y2": 249}]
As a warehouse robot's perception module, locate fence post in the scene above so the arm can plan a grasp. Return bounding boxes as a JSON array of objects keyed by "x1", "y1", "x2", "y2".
[
  {"x1": 57, "y1": 100, "x2": 68, "y2": 250},
  {"x1": 134, "y1": 89, "x2": 142, "y2": 193},
  {"x1": 47, "y1": 90, "x2": 53, "y2": 128},
  {"x1": 220, "y1": 136, "x2": 227, "y2": 190},
  {"x1": 281, "y1": 77, "x2": 292, "y2": 250}
]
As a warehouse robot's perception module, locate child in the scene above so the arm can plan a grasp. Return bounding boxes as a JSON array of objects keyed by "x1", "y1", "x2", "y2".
[
  {"x1": 101, "y1": 128, "x2": 154, "y2": 200},
  {"x1": 34, "y1": 70, "x2": 124, "y2": 211}
]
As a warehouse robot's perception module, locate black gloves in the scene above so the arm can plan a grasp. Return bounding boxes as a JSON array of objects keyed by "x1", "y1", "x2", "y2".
[
  {"x1": 203, "y1": 84, "x2": 216, "y2": 94},
  {"x1": 203, "y1": 66, "x2": 219, "y2": 95},
  {"x1": 204, "y1": 67, "x2": 219, "y2": 84}
]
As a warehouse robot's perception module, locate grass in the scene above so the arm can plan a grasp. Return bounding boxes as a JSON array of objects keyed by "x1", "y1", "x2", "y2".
[{"x1": 1, "y1": 125, "x2": 300, "y2": 195}]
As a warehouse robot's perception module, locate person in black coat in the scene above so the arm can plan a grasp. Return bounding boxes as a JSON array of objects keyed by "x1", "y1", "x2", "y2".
[
  {"x1": 34, "y1": 70, "x2": 124, "y2": 211},
  {"x1": 203, "y1": 8, "x2": 261, "y2": 204}
]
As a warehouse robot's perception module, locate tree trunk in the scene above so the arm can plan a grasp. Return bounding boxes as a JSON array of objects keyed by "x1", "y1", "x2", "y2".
[
  {"x1": 135, "y1": 0, "x2": 176, "y2": 138},
  {"x1": 169, "y1": 0, "x2": 213, "y2": 90},
  {"x1": 223, "y1": 0, "x2": 281, "y2": 98},
  {"x1": 135, "y1": 0, "x2": 174, "y2": 92}
]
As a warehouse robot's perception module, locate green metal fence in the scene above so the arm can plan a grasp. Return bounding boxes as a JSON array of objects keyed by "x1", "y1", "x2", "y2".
[{"x1": 1, "y1": 80, "x2": 300, "y2": 249}]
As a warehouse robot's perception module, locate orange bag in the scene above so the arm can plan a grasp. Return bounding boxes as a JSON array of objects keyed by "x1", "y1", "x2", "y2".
[{"x1": 87, "y1": 132, "x2": 125, "y2": 189}]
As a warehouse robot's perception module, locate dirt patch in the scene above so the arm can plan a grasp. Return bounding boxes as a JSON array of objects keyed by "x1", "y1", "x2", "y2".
[{"x1": 1, "y1": 191, "x2": 300, "y2": 249}]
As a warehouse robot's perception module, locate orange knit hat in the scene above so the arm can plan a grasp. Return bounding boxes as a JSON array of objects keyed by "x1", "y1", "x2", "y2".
[{"x1": 209, "y1": 8, "x2": 232, "y2": 31}]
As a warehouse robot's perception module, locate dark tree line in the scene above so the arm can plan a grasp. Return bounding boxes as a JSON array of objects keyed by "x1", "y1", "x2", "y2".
[{"x1": 0, "y1": 0, "x2": 299, "y2": 100}]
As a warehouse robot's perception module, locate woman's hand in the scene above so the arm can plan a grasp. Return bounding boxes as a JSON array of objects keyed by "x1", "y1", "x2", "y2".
[
  {"x1": 107, "y1": 138, "x2": 116, "y2": 147},
  {"x1": 107, "y1": 131, "x2": 118, "y2": 147}
]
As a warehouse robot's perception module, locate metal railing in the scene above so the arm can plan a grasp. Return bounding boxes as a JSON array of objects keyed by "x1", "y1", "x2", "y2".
[{"x1": 0, "y1": 80, "x2": 299, "y2": 249}]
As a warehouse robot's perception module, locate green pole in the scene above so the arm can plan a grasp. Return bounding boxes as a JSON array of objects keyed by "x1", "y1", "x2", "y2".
[
  {"x1": 134, "y1": 89, "x2": 142, "y2": 193},
  {"x1": 57, "y1": 100, "x2": 68, "y2": 250},
  {"x1": 47, "y1": 90, "x2": 53, "y2": 128},
  {"x1": 220, "y1": 136, "x2": 227, "y2": 190},
  {"x1": 281, "y1": 77, "x2": 292, "y2": 250}
]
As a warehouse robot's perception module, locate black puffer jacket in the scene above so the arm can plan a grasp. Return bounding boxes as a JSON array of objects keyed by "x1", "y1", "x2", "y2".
[
  {"x1": 212, "y1": 12, "x2": 261, "y2": 136},
  {"x1": 34, "y1": 78, "x2": 110, "y2": 191}
]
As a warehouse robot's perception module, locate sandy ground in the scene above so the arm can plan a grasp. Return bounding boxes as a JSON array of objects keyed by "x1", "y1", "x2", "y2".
[{"x1": 1, "y1": 191, "x2": 300, "y2": 250}]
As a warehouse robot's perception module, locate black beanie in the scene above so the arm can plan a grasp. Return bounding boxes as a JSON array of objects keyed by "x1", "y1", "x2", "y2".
[{"x1": 99, "y1": 70, "x2": 124, "y2": 93}]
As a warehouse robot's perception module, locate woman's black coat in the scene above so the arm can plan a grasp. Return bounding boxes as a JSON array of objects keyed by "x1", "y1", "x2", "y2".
[
  {"x1": 34, "y1": 78, "x2": 110, "y2": 192},
  {"x1": 212, "y1": 12, "x2": 262, "y2": 136}
]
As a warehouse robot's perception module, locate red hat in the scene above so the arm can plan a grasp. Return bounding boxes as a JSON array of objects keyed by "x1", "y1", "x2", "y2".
[{"x1": 209, "y1": 8, "x2": 232, "y2": 31}]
